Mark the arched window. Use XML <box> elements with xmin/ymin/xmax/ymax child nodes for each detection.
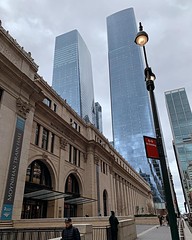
<box><xmin>65</xmin><ymin>174</ymin><xmax>79</xmax><ymax>195</ymax></box>
<box><xmin>25</xmin><ymin>160</ymin><xmax>52</xmax><ymax>188</ymax></box>
<box><xmin>64</xmin><ymin>174</ymin><xmax>80</xmax><ymax>217</ymax></box>
<box><xmin>103</xmin><ymin>190</ymin><xmax>108</xmax><ymax>216</ymax></box>
<box><xmin>22</xmin><ymin>160</ymin><xmax>52</xmax><ymax>219</ymax></box>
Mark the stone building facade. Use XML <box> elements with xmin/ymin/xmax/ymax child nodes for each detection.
<box><xmin>0</xmin><ymin>23</ymin><xmax>153</xmax><ymax>221</ymax></box>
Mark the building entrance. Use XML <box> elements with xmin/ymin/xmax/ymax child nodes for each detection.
<box><xmin>64</xmin><ymin>203</ymin><xmax>77</xmax><ymax>217</ymax></box>
<box><xmin>21</xmin><ymin>199</ymin><xmax>47</xmax><ymax>219</ymax></box>
<box><xmin>22</xmin><ymin>160</ymin><xmax>52</xmax><ymax>219</ymax></box>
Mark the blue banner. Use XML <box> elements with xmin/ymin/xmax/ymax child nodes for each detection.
<box><xmin>1</xmin><ymin>117</ymin><xmax>25</xmax><ymax>220</ymax></box>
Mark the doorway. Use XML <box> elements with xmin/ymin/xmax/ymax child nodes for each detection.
<box><xmin>22</xmin><ymin>160</ymin><xmax>52</xmax><ymax>219</ymax></box>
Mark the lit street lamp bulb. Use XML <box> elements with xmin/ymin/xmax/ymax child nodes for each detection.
<box><xmin>135</xmin><ymin>29</ymin><xmax>149</xmax><ymax>46</ymax></box>
<box><xmin>136</xmin><ymin>35</ymin><xmax>148</xmax><ymax>46</ymax></box>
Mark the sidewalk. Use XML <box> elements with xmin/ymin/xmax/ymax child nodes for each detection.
<box><xmin>183</xmin><ymin>220</ymin><xmax>192</xmax><ymax>240</ymax></box>
<box><xmin>136</xmin><ymin>225</ymin><xmax>171</xmax><ymax>240</ymax></box>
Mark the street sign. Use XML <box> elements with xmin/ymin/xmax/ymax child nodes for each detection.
<box><xmin>143</xmin><ymin>136</ymin><xmax>159</xmax><ymax>159</ymax></box>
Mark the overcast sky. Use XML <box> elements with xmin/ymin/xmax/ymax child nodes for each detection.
<box><xmin>1</xmin><ymin>0</ymin><xmax>192</xmax><ymax>213</ymax></box>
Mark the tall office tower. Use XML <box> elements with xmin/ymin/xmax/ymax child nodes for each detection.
<box><xmin>52</xmin><ymin>30</ymin><xmax>95</xmax><ymax>123</ymax></box>
<box><xmin>165</xmin><ymin>88</ymin><xmax>192</xmax><ymax>212</ymax></box>
<box><xmin>94</xmin><ymin>102</ymin><xmax>103</xmax><ymax>133</ymax></box>
<box><xmin>107</xmin><ymin>8</ymin><xmax>164</xmax><ymax>204</ymax></box>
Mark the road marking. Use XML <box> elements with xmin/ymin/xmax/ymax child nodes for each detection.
<box><xmin>137</xmin><ymin>225</ymin><xmax>158</xmax><ymax>237</ymax></box>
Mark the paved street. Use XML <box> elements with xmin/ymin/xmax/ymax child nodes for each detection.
<box><xmin>136</xmin><ymin>224</ymin><xmax>171</xmax><ymax>240</ymax></box>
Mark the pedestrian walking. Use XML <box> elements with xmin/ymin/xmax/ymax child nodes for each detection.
<box><xmin>61</xmin><ymin>218</ymin><xmax>81</xmax><ymax>240</ymax></box>
<box><xmin>109</xmin><ymin>211</ymin><xmax>119</xmax><ymax>240</ymax></box>
<box><xmin>158</xmin><ymin>215</ymin><xmax>163</xmax><ymax>226</ymax></box>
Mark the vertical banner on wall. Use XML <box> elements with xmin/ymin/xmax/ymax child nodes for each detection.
<box><xmin>1</xmin><ymin>116</ymin><xmax>25</xmax><ymax>220</ymax></box>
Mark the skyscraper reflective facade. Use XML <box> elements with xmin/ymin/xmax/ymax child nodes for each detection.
<box><xmin>52</xmin><ymin>30</ymin><xmax>95</xmax><ymax>123</ymax></box>
<box><xmin>165</xmin><ymin>88</ymin><xmax>192</xmax><ymax>211</ymax></box>
<box><xmin>94</xmin><ymin>102</ymin><xmax>103</xmax><ymax>133</ymax></box>
<box><xmin>107</xmin><ymin>8</ymin><xmax>164</xmax><ymax>203</ymax></box>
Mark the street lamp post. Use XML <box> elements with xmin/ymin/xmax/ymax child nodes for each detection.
<box><xmin>135</xmin><ymin>22</ymin><xmax>180</xmax><ymax>240</ymax></box>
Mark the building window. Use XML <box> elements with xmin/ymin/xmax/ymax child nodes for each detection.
<box><xmin>35</xmin><ymin>123</ymin><xmax>40</xmax><ymax>146</ymax></box>
<box><xmin>66</xmin><ymin>176</ymin><xmax>73</xmax><ymax>193</ymax></box>
<box><xmin>69</xmin><ymin>144</ymin><xmax>80</xmax><ymax>167</ymax></box>
<box><xmin>78</xmin><ymin>151</ymin><xmax>81</xmax><ymax>167</ymax></box>
<box><xmin>50</xmin><ymin>133</ymin><xmax>55</xmax><ymax>153</ymax></box>
<box><xmin>25</xmin><ymin>160</ymin><xmax>52</xmax><ymax>187</ymax></box>
<box><xmin>73</xmin><ymin>147</ymin><xmax>77</xmax><ymax>165</ymax></box>
<box><xmin>43</xmin><ymin>97</ymin><xmax>51</xmax><ymax>108</ymax></box>
<box><xmin>42</xmin><ymin>128</ymin><xmax>49</xmax><ymax>150</ymax></box>
<box><xmin>0</xmin><ymin>88</ymin><xmax>3</xmax><ymax>102</ymax></box>
<box><xmin>65</xmin><ymin>174</ymin><xmax>79</xmax><ymax>194</ymax></box>
<box><xmin>103</xmin><ymin>162</ymin><xmax>105</xmax><ymax>174</ymax></box>
<box><xmin>69</xmin><ymin>145</ymin><xmax>72</xmax><ymax>163</ymax></box>
<box><xmin>73</xmin><ymin>122</ymin><xmax>77</xmax><ymax>129</ymax></box>
<box><xmin>53</xmin><ymin>103</ymin><xmax>57</xmax><ymax>112</ymax></box>
<box><xmin>101</xmin><ymin>161</ymin><xmax>107</xmax><ymax>175</ymax></box>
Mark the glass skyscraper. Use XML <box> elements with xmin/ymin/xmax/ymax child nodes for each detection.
<box><xmin>52</xmin><ymin>30</ymin><xmax>95</xmax><ymax>123</ymax></box>
<box><xmin>107</xmin><ymin>8</ymin><xmax>164</xmax><ymax>203</ymax></box>
<box><xmin>165</xmin><ymin>88</ymin><xmax>192</xmax><ymax>212</ymax></box>
<box><xmin>94</xmin><ymin>102</ymin><xmax>103</xmax><ymax>133</ymax></box>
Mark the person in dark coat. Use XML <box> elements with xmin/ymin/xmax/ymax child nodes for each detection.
<box><xmin>158</xmin><ymin>215</ymin><xmax>163</xmax><ymax>226</ymax></box>
<box><xmin>109</xmin><ymin>211</ymin><xmax>119</xmax><ymax>240</ymax></box>
<box><xmin>61</xmin><ymin>218</ymin><xmax>81</xmax><ymax>240</ymax></box>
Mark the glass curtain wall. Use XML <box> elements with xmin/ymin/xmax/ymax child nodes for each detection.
<box><xmin>52</xmin><ymin>30</ymin><xmax>95</xmax><ymax>123</ymax></box>
<box><xmin>107</xmin><ymin>8</ymin><xmax>164</xmax><ymax>204</ymax></box>
<box><xmin>165</xmin><ymin>88</ymin><xmax>192</xmax><ymax>212</ymax></box>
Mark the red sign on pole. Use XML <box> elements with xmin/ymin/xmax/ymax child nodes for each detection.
<box><xmin>143</xmin><ymin>136</ymin><xmax>159</xmax><ymax>159</ymax></box>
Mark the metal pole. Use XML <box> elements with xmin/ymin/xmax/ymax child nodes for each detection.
<box><xmin>143</xmin><ymin>46</ymin><xmax>149</xmax><ymax>68</ymax></box>
<box><xmin>148</xmin><ymin>87</ymin><xmax>180</xmax><ymax>240</ymax></box>
<box><xmin>135</xmin><ymin>22</ymin><xmax>180</xmax><ymax>239</ymax></box>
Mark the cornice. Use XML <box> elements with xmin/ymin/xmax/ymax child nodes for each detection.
<box><xmin>0</xmin><ymin>21</ymin><xmax>38</xmax><ymax>71</ymax></box>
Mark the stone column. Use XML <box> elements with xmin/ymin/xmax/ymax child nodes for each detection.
<box><xmin>71</xmin><ymin>145</ymin><xmax>74</xmax><ymax>164</ymax></box>
<box><xmin>109</xmin><ymin>167</ymin><xmax>116</xmax><ymax>213</ymax></box>
<box><xmin>76</xmin><ymin>149</ymin><xmax>79</xmax><ymax>166</ymax></box>
<box><xmin>38</xmin><ymin>125</ymin><xmax>43</xmax><ymax>148</ymax></box>
<box><xmin>130</xmin><ymin>185</ymin><xmax>134</xmax><ymax>215</ymax></box>
<box><xmin>116</xmin><ymin>174</ymin><xmax>120</xmax><ymax>215</ymax></box>
<box><xmin>83</xmin><ymin>147</ymin><xmax>96</xmax><ymax>215</ymax></box>
<box><xmin>113</xmin><ymin>172</ymin><xmax>118</xmax><ymax>213</ymax></box>
<box><xmin>126</xmin><ymin>182</ymin><xmax>130</xmax><ymax>215</ymax></box>
<box><xmin>48</xmin><ymin>131</ymin><xmax>52</xmax><ymax>152</ymax></box>
<box><xmin>95</xmin><ymin>156</ymin><xmax>101</xmax><ymax>216</ymax></box>
<box><xmin>58</xmin><ymin>137</ymin><xmax>68</xmax><ymax>217</ymax></box>
<box><xmin>124</xmin><ymin>181</ymin><xmax>128</xmax><ymax>216</ymax></box>
<box><xmin>133</xmin><ymin>186</ymin><xmax>136</xmax><ymax>215</ymax></box>
<box><xmin>121</xmin><ymin>179</ymin><xmax>126</xmax><ymax>215</ymax></box>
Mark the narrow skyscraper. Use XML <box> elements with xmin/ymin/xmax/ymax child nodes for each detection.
<box><xmin>52</xmin><ymin>30</ymin><xmax>95</xmax><ymax>123</ymax></box>
<box><xmin>94</xmin><ymin>102</ymin><xmax>103</xmax><ymax>133</ymax></box>
<box><xmin>165</xmin><ymin>88</ymin><xmax>192</xmax><ymax>212</ymax></box>
<box><xmin>107</xmin><ymin>8</ymin><xmax>164</xmax><ymax>204</ymax></box>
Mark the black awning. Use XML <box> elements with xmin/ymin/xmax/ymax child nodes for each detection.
<box><xmin>24</xmin><ymin>189</ymin><xmax>97</xmax><ymax>204</ymax></box>
<box><xmin>64</xmin><ymin>196</ymin><xmax>97</xmax><ymax>205</ymax></box>
<box><xmin>24</xmin><ymin>189</ymin><xmax>71</xmax><ymax>201</ymax></box>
